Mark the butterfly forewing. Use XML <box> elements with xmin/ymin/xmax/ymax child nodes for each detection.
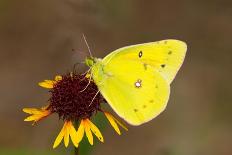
<box><xmin>103</xmin><ymin>39</ymin><xmax>187</xmax><ymax>84</ymax></box>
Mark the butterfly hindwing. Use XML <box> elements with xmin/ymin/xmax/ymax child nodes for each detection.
<box><xmin>94</xmin><ymin>60</ymin><xmax>170</xmax><ymax>125</ymax></box>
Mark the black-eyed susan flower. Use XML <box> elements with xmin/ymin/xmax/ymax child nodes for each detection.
<box><xmin>23</xmin><ymin>72</ymin><xmax>127</xmax><ymax>149</ymax></box>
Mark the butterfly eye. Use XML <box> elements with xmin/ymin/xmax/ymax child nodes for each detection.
<box><xmin>138</xmin><ymin>51</ymin><xmax>143</xmax><ymax>58</ymax></box>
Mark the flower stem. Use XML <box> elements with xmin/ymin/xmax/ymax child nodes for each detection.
<box><xmin>74</xmin><ymin>147</ymin><xmax>79</xmax><ymax>155</ymax></box>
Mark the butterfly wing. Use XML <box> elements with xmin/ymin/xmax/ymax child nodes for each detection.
<box><xmin>92</xmin><ymin>60</ymin><xmax>170</xmax><ymax>125</ymax></box>
<box><xmin>91</xmin><ymin>39</ymin><xmax>186</xmax><ymax>125</ymax></box>
<box><xmin>102</xmin><ymin>39</ymin><xmax>187</xmax><ymax>84</ymax></box>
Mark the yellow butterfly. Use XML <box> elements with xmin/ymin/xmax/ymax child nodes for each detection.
<box><xmin>85</xmin><ymin>40</ymin><xmax>187</xmax><ymax>125</ymax></box>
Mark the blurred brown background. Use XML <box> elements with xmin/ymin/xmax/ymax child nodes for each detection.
<box><xmin>0</xmin><ymin>0</ymin><xmax>231</xmax><ymax>155</ymax></box>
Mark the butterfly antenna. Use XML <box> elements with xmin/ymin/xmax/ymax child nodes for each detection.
<box><xmin>89</xmin><ymin>90</ymin><xmax>100</xmax><ymax>106</ymax></box>
<box><xmin>82</xmin><ymin>33</ymin><xmax>93</xmax><ymax>57</ymax></box>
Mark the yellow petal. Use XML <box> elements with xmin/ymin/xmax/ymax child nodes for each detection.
<box><xmin>23</xmin><ymin>108</ymin><xmax>42</xmax><ymax>114</ymax></box>
<box><xmin>76</xmin><ymin>120</ymin><xmax>85</xmax><ymax>143</ymax></box>
<box><xmin>68</xmin><ymin>121</ymin><xmax>79</xmax><ymax>148</ymax></box>
<box><xmin>104</xmin><ymin>112</ymin><xmax>121</xmax><ymax>135</ymax></box>
<box><xmin>113</xmin><ymin>116</ymin><xmax>128</xmax><ymax>131</ymax></box>
<box><xmin>53</xmin><ymin>124</ymin><xmax>65</xmax><ymax>149</ymax></box>
<box><xmin>87</xmin><ymin>119</ymin><xmax>104</xmax><ymax>142</ymax></box>
<box><xmin>38</xmin><ymin>80</ymin><xmax>55</xmax><ymax>89</ymax></box>
<box><xmin>63</xmin><ymin>122</ymin><xmax>70</xmax><ymax>147</ymax></box>
<box><xmin>55</xmin><ymin>75</ymin><xmax>62</xmax><ymax>81</ymax></box>
<box><xmin>23</xmin><ymin>105</ymin><xmax>49</xmax><ymax>114</ymax></box>
<box><xmin>105</xmin><ymin>112</ymin><xmax>128</xmax><ymax>135</ymax></box>
<box><xmin>23</xmin><ymin>107</ymin><xmax>51</xmax><ymax>124</ymax></box>
<box><xmin>83</xmin><ymin>119</ymin><xmax>93</xmax><ymax>145</ymax></box>
<box><xmin>24</xmin><ymin>115</ymin><xmax>40</xmax><ymax>122</ymax></box>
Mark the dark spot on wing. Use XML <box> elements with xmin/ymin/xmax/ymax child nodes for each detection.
<box><xmin>149</xmin><ymin>100</ymin><xmax>154</xmax><ymax>103</ymax></box>
<box><xmin>155</xmin><ymin>85</ymin><xmax>158</xmax><ymax>88</ymax></box>
<box><xmin>161</xmin><ymin>64</ymin><xmax>166</xmax><ymax>68</ymax></box>
<box><xmin>139</xmin><ymin>51</ymin><xmax>143</xmax><ymax>58</ymax></box>
<box><xmin>168</xmin><ymin>51</ymin><xmax>172</xmax><ymax>55</ymax></box>
<box><xmin>164</xmin><ymin>41</ymin><xmax>168</xmax><ymax>44</ymax></box>
<box><xmin>143</xmin><ymin>105</ymin><xmax>147</xmax><ymax>108</ymax></box>
<box><xmin>134</xmin><ymin>109</ymin><xmax>138</xmax><ymax>112</ymax></box>
<box><xmin>143</xmin><ymin>63</ymin><xmax>148</xmax><ymax>70</ymax></box>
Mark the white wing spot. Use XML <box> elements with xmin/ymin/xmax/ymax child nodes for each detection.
<box><xmin>135</xmin><ymin>79</ymin><xmax>142</xmax><ymax>88</ymax></box>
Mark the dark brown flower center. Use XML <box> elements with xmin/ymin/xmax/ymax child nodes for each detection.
<box><xmin>48</xmin><ymin>72</ymin><xmax>103</xmax><ymax>121</ymax></box>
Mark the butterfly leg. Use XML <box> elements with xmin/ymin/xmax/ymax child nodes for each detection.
<box><xmin>89</xmin><ymin>90</ymin><xmax>100</xmax><ymax>106</ymax></box>
<box><xmin>79</xmin><ymin>71</ymin><xmax>92</xmax><ymax>92</ymax></box>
